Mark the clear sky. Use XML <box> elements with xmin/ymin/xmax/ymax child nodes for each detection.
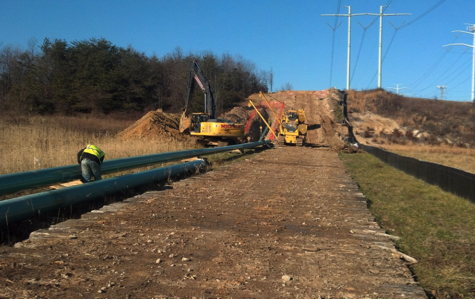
<box><xmin>1</xmin><ymin>0</ymin><xmax>474</xmax><ymax>101</ymax></box>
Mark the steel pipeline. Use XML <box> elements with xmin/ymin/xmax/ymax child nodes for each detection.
<box><xmin>0</xmin><ymin>140</ymin><xmax>271</xmax><ymax>196</ymax></box>
<box><xmin>0</xmin><ymin>159</ymin><xmax>206</xmax><ymax>226</ymax></box>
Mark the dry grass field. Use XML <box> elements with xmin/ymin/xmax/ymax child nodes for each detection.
<box><xmin>0</xmin><ymin>113</ymin><xmax>195</xmax><ymax>176</ymax></box>
<box><xmin>379</xmin><ymin>144</ymin><xmax>475</xmax><ymax>174</ymax></box>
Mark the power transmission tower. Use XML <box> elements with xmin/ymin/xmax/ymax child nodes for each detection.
<box><xmin>437</xmin><ymin>85</ymin><xmax>447</xmax><ymax>100</ymax></box>
<box><xmin>363</xmin><ymin>6</ymin><xmax>411</xmax><ymax>88</ymax></box>
<box><xmin>322</xmin><ymin>6</ymin><xmax>410</xmax><ymax>90</ymax></box>
<box><xmin>388</xmin><ymin>83</ymin><xmax>408</xmax><ymax>94</ymax></box>
<box><xmin>443</xmin><ymin>24</ymin><xmax>475</xmax><ymax>103</ymax></box>
<box><xmin>322</xmin><ymin>6</ymin><xmax>365</xmax><ymax>91</ymax></box>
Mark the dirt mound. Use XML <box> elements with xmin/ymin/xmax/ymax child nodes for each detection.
<box><xmin>220</xmin><ymin>106</ymin><xmax>251</xmax><ymax>124</ymax></box>
<box><xmin>116</xmin><ymin>109</ymin><xmax>186</xmax><ymax>141</ymax></box>
<box><xmin>246</xmin><ymin>90</ymin><xmax>348</xmax><ymax>149</ymax></box>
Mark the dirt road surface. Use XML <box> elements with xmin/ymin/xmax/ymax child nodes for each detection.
<box><xmin>0</xmin><ymin>146</ymin><xmax>426</xmax><ymax>298</ymax></box>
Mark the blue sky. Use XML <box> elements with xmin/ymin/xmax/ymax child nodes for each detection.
<box><xmin>1</xmin><ymin>0</ymin><xmax>474</xmax><ymax>101</ymax></box>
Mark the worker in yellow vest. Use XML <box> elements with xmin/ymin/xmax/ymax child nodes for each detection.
<box><xmin>77</xmin><ymin>144</ymin><xmax>106</xmax><ymax>183</ymax></box>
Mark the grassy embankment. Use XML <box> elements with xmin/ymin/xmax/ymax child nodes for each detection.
<box><xmin>340</xmin><ymin>151</ymin><xmax>475</xmax><ymax>299</ymax></box>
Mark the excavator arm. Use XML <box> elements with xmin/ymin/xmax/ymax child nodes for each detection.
<box><xmin>179</xmin><ymin>60</ymin><xmax>217</xmax><ymax>133</ymax></box>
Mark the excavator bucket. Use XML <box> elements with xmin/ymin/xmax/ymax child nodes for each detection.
<box><xmin>179</xmin><ymin>112</ymin><xmax>191</xmax><ymax>133</ymax></box>
<box><xmin>298</xmin><ymin>124</ymin><xmax>308</xmax><ymax>135</ymax></box>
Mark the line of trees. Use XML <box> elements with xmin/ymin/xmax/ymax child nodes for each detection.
<box><xmin>0</xmin><ymin>38</ymin><xmax>270</xmax><ymax>115</ymax></box>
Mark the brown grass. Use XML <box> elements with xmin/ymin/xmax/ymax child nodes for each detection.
<box><xmin>380</xmin><ymin>144</ymin><xmax>475</xmax><ymax>174</ymax></box>
<box><xmin>0</xmin><ymin>114</ymin><xmax>195</xmax><ymax>175</ymax></box>
<box><xmin>347</xmin><ymin>89</ymin><xmax>475</xmax><ymax>148</ymax></box>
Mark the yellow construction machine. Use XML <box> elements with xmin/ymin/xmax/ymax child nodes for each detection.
<box><xmin>279</xmin><ymin>109</ymin><xmax>307</xmax><ymax>146</ymax></box>
<box><xmin>179</xmin><ymin>60</ymin><xmax>245</xmax><ymax>146</ymax></box>
<box><xmin>248</xmin><ymin>92</ymin><xmax>307</xmax><ymax>146</ymax></box>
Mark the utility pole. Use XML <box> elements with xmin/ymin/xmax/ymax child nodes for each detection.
<box><xmin>388</xmin><ymin>84</ymin><xmax>408</xmax><ymax>94</ymax></box>
<box><xmin>443</xmin><ymin>24</ymin><xmax>475</xmax><ymax>103</ymax></box>
<box><xmin>363</xmin><ymin>6</ymin><xmax>411</xmax><ymax>88</ymax></box>
<box><xmin>323</xmin><ymin>6</ymin><xmax>364</xmax><ymax>90</ymax></box>
<box><xmin>437</xmin><ymin>85</ymin><xmax>447</xmax><ymax>100</ymax></box>
<box><xmin>322</xmin><ymin>6</ymin><xmax>410</xmax><ymax>90</ymax></box>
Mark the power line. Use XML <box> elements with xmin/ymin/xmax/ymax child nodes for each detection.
<box><xmin>443</xmin><ymin>24</ymin><xmax>475</xmax><ymax>102</ymax></box>
<box><xmin>351</xmin><ymin>21</ymin><xmax>372</xmax><ymax>84</ymax></box>
<box><xmin>323</xmin><ymin>6</ymin><xmax>357</xmax><ymax>90</ymax></box>
<box><xmin>365</xmin><ymin>6</ymin><xmax>411</xmax><ymax>88</ymax></box>
<box><xmin>440</xmin><ymin>52</ymin><xmax>471</xmax><ymax>83</ymax></box>
<box><xmin>409</xmin><ymin>35</ymin><xmax>462</xmax><ymax>93</ymax></box>
<box><xmin>366</xmin><ymin>24</ymin><xmax>402</xmax><ymax>89</ymax></box>
<box><xmin>400</xmin><ymin>0</ymin><xmax>447</xmax><ymax>29</ymax></box>
<box><xmin>327</xmin><ymin>0</ymin><xmax>341</xmax><ymax>88</ymax></box>
<box><xmin>412</xmin><ymin>47</ymin><xmax>470</xmax><ymax>94</ymax></box>
<box><xmin>322</xmin><ymin>5</ymin><xmax>410</xmax><ymax>90</ymax></box>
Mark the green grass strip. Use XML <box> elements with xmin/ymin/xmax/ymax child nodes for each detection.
<box><xmin>340</xmin><ymin>152</ymin><xmax>475</xmax><ymax>299</ymax></box>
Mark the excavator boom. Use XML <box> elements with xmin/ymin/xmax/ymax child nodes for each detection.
<box><xmin>184</xmin><ymin>60</ymin><xmax>217</xmax><ymax>119</ymax></box>
<box><xmin>179</xmin><ymin>60</ymin><xmax>244</xmax><ymax>146</ymax></box>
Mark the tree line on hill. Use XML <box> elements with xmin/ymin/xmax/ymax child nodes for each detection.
<box><xmin>0</xmin><ymin>38</ymin><xmax>270</xmax><ymax>116</ymax></box>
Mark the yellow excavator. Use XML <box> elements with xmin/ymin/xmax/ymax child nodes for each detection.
<box><xmin>179</xmin><ymin>60</ymin><xmax>245</xmax><ymax>146</ymax></box>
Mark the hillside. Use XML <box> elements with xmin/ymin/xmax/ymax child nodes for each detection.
<box><xmin>347</xmin><ymin>89</ymin><xmax>475</xmax><ymax>148</ymax></box>
<box><xmin>115</xmin><ymin>88</ymin><xmax>475</xmax><ymax>151</ymax></box>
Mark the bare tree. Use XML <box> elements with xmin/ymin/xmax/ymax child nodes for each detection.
<box><xmin>280</xmin><ymin>82</ymin><xmax>293</xmax><ymax>91</ymax></box>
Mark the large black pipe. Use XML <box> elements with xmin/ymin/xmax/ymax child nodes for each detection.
<box><xmin>0</xmin><ymin>140</ymin><xmax>270</xmax><ymax>196</ymax></box>
<box><xmin>0</xmin><ymin>159</ymin><xmax>206</xmax><ymax>226</ymax></box>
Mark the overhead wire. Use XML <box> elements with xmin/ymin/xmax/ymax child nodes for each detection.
<box><xmin>417</xmin><ymin>60</ymin><xmax>470</xmax><ymax>95</ymax></box>
<box><xmin>400</xmin><ymin>0</ymin><xmax>447</xmax><ymax>29</ymax></box>
<box><xmin>449</xmin><ymin>75</ymin><xmax>471</xmax><ymax>92</ymax></box>
<box><xmin>418</xmin><ymin>63</ymin><xmax>471</xmax><ymax>99</ymax></box>
<box><xmin>429</xmin><ymin>48</ymin><xmax>470</xmax><ymax>86</ymax></box>
<box><xmin>351</xmin><ymin>20</ymin><xmax>378</xmax><ymax>85</ymax></box>
<box><xmin>442</xmin><ymin>58</ymin><xmax>472</xmax><ymax>86</ymax></box>
<box><xmin>326</xmin><ymin>0</ymin><xmax>451</xmax><ymax>93</ymax></box>
<box><xmin>365</xmin><ymin>26</ymin><xmax>401</xmax><ymax>89</ymax></box>
<box><xmin>358</xmin><ymin>0</ymin><xmax>449</xmax><ymax>90</ymax></box>
<box><xmin>411</xmin><ymin>35</ymin><xmax>466</xmax><ymax>94</ymax></box>
<box><xmin>398</xmin><ymin>0</ymin><xmax>465</xmax><ymax>97</ymax></box>
<box><xmin>354</xmin><ymin>0</ymin><xmax>395</xmax><ymax>89</ymax></box>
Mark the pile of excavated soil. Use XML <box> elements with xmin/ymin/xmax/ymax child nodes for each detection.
<box><xmin>116</xmin><ymin>109</ymin><xmax>187</xmax><ymax>141</ymax></box>
<box><xmin>220</xmin><ymin>106</ymin><xmax>251</xmax><ymax>124</ymax></box>
<box><xmin>246</xmin><ymin>90</ymin><xmax>349</xmax><ymax>149</ymax></box>
<box><xmin>117</xmin><ymin>107</ymin><xmax>263</xmax><ymax>143</ymax></box>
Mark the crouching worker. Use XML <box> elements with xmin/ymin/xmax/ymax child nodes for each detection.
<box><xmin>77</xmin><ymin>144</ymin><xmax>106</xmax><ymax>183</ymax></box>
